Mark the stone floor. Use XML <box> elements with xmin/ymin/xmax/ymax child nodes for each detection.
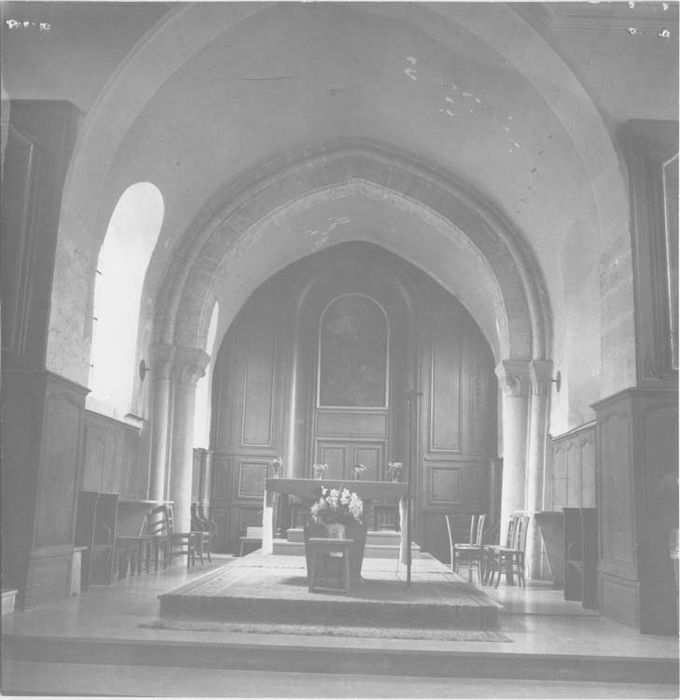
<box><xmin>2</xmin><ymin>551</ymin><xmax>678</xmax><ymax>697</ymax></box>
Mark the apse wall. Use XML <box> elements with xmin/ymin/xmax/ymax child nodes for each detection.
<box><xmin>210</xmin><ymin>242</ymin><xmax>498</xmax><ymax>561</ymax></box>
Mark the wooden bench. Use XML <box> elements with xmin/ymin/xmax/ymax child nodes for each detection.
<box><xmin>239</xmin><ymin>526</ymin><xmax>263</xmax><ymax>556</ymax></box>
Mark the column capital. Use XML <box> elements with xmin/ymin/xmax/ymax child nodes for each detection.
<box><xmin>152</xmin><ymin>344</ymin><xmax>177</xmax><ymax>380</ymax></box>
<box><xmin>174</xmin><ymin>346</ymin><xmax>211</xmax><ymax>385</ymax></box>
<box><xmin>495</xmin><ymin>359</ymin><xmax>531</xmax><ymax>396</ymax></box>
<box><xmin>529</xmin><ymin>360</ymin><xmax>553</xmax><ymax>396</ymax></box>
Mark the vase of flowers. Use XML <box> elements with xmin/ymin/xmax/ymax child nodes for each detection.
<box><xmin>269</xmin><ymin>456</ymin><xmax>283</xmax><ymax>479</ymax></box>
<box><xmin>386</xmin><ymin>462</ymin><xmax>403</xmax><ymax>483</ymax></box>
<box><xmin>352</xmin><ymin>463</ymin><xmax>366</xmax><ymax>481</ymax></box>
<box><xmin>312</xmin><ymin>463</ymin><xmax>328</xmax><ymax>480</ymax></box>
<box><xmin>310</xmin><ymin>486</ymin><xmax>363</xmax><ymax>539</ymax></box>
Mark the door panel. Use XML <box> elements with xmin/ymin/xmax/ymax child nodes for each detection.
<box><xmin>315</xmin><ymin>443</ymin><xmax>347</xmax><ymax>480</ymax></box>
<box><xmin>314</xmin><ymin>440</ymin><xmax>384</xmax><ymax>482</ymax></box>
<box><xmin>352</xmin><ymin>444</ymin><xmax>383</xmax><ymax>482</ymax></box>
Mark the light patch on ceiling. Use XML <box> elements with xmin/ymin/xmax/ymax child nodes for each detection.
<box><xmin>404</xmin><ymin>55</ymin><xmax>418</xmax><ymax>81</ymax></box>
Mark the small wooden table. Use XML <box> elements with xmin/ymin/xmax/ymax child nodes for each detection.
<box><xmin>307</xmin><ymin>538</ymin><xmax>354</xmax><ymax>593</ymax></box>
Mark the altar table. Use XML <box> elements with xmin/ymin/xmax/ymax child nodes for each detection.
<box><xmin>263</xmin><ymin>478</ymin><xmax>410</xmax><ymax>566</ymax></box>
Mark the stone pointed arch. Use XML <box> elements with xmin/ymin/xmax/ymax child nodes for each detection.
<box><xmin>155</xmin><ymin>141</ymin><xmax>551</xmax><ymax>364</ymax></box>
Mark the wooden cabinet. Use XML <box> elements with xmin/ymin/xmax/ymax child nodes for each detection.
<box><xmin>563</xmin><ymin>507</ymin><xmax>598</xmax><ymax>609</ymax></box>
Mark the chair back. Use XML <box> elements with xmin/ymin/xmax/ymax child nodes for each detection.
<box><xmin>513</xmin><ymin>515</ymin><xmax>529</xmax><ymax>552</ymax></box>
<box><xmin>504</xmin><ymin>515</ymin><xmax>518</xmax><ymax>547</ymax></box>
<box><xmin>474</xmin><ymin>513</ymin><xmax>487</xmax><ymax>546</ymax></box>
<box><xmin>467</xmin><ymin>514</ymin><xmax>477</xmax><ymax>545</ymax></box>
<box><xmin>148</xmin><ymin>504</ymin><xmax>172</xmax><ymax>537</ymax></box>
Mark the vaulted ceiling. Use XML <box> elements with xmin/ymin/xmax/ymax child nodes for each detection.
<box><xmin>2</xmin><ymin>1</ymin><xmax>677</xmax><ymax>430</ymax></box>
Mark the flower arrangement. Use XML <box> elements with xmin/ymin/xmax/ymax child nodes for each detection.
<box><xmin>269</xmin><ymin>456</ymin><xmax>283</xmax><ymax>478</ymax></box>
<box><xmin>352</xmin><ymin>463</ymin><xmax>366</xmax><ymax>480</ymax></box>
<box><xmin>312</xmin><ymin>463</ymin><xmax>328</xmax><ymax>480</ymax></box>
<box><xmin>310</xmin><ymin>486</ymin><xmax>363</xmax><ymax>526</ymax></box>
<box><xmin>386</xmin><ymin>462</ymin><xmax>404</xmax><ymax>482</ymax></box>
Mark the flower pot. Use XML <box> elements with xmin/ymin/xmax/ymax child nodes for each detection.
<box><xmin>325</xmin><ymin>522</ymin><xmax>346</xmax><ymax>540</ymax></box>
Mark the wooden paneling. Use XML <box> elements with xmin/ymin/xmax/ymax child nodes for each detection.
<box><xmin>623</xmin><ymin>121</ymin><xmax>679</xmax><ymax>382</ymax></box>
<box><xmin>598</xmin><ymin>411</ymin><xmax>635</xmax><ymax>570</ymax></box>
<box><xmin>2</xmin><ymin>371</ymin><xmax>87</xmax><ymax>608</ymax></box>
<box><xmin>429</xmin><ymin>467</ymin><xmax>461</xmax><ymax>504</ymax></box>
<box><xmin>549</xmin><ymin>423</ymin><xmax>596</xmax><ymax>511</ymax></box>
<box><xmin>594</xmin><ymin>388</ymin><xmax>678</xmax><ymax>635</ymax></box>
<box><xmin>211</xmin><ymin>455</ymin><xmax>230</xmax><ymax>500</ymax></box>
<box><xmin>0</xmin><ymin>101</ymin><xmax>80</xmax><ymax>370</ymax></box>
<box><xmin>352</xmin><ymin>444</ymin><xmax>382</xmax><ymax>482</ymax></box>
<box><xmin>210</xmin><ymin>244</ymin><xmax>497</xmax><ymax>557</ymax></box>
<box><xmin>313</xmin><ymin>441</ymin><xmax>385</xmax><ymax>482</ymax></box>
<box><xmin>316</xmin><ymin>410</ymin><xmax>387</xmax><ymax>437</ymax></box>
<box><xmin>241</xmin><ymin>326</ymin><xmax>276</xmax><ymax>447</ymax></box>
<box><xmin>34</xmin><ymin>393</ymin><xmax>82</xmax><ymax>548</ymax></box>
<box><xmin>237</xmin><ymin>460</ymin><xmax>269</xmax><ymax>498</ymax></box>
<box><xmin>315</xmin><ymin>443</ymin><xmax>347</xmax><ymax>480</ymax></box>
<box><xmin>82</xmin><ymin>411</ymin><xmax>144</xmax><ymax>501</ymax></box>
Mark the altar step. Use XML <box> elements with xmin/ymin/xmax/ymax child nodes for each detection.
<box><xmin>272</xmin><ymin>528</ymin><xmax>423</xmax><ymax>559</ymax></box>
<box><xmin>157</xmin><ymin>553</ymin><xmax>498</xmax><ymax>630</ymax></box>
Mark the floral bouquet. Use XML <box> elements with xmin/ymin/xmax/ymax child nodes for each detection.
<box><xmin>352</xmin><ymin>463</ymin><xmax>367</xmax><ymax>480</ymax></box>
<box><xmin>310</xmin><ymin>486</ymin><xmax>363</xmax><ymax>527</ymax></box>
<box><xmin>312</xmin><ymin>463</ymin><xmax>328</xmax><ymax>480</ymax></box>
<box><xmin>269</xmin><ymin>456</ymin><xmax>283</xmax><ymax>478</ymax></box>
<box><xmin>386</xmin><ymin>462</ymin><xmax>404</xmax><ymax>482</ymax></box>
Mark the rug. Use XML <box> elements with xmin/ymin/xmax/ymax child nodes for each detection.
<box><xmin>141</xmin><ymin>618</ymin><xmax>511</xmax><ymax>642</ymax></box>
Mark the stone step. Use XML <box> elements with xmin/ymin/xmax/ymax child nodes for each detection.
<box><xmin>286</xmin><ymin>528</ymin><xmax>402</xmax><ymax>546</ymax></box>
<box><xmin>272</xmin><ymin>539</ymin><xmax>423</xmax><ymax>558</ymax></box>
<box><xmin>6</xmin><ymin>633</ymin><xmax>676</xmax><ymax>685</ymax></box>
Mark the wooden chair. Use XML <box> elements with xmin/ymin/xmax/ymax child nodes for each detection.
<box><xmin>115</xmin><ymin>509</ymin><xmax>154</xmax><ymax>579</ymax></box>
<box><xmin>486</xmin><ymin>515</ymin><xmax>529</xmax><ymax>588</ymax></box>
<box><xmin>483</xmin><ymin>515</ymin><xmax>518</xmax><ymax>585</ymax></box>
<box><xmin>147</xmin><ymin>504</ymin><xmax>173</xmax><ymax>570</ymax></box>
<box><xmin>446</xmin><ymin>513</ymin><xmax>486</xmax><ymax>582</ymax></box>
<box><xmin>191</xmin><ymin>503</ymin><xmax>214</xmax><ymax>564</ymax></box>
<box><xmin>160</xmin><ymin>505</ymin><xmax>200</xmax><ymax>569</ymax></box>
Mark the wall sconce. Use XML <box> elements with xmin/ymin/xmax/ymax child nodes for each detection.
<box><xmin>139</xmin><ymin>359</ymin><xmax>151</xmax><ymax>381</ymax></box>
<box><xmin>551</xmin><ymin>370</ymin><xmax>561</xmax><ymax>393</ymax></box>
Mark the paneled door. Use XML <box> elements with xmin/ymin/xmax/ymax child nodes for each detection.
<box><xmin>314</xmin><ymin>440</ymin><xmax>385</xmax><ymax>482</ymax></box>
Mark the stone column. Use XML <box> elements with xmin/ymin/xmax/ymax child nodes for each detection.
<box><xmin>525</xmin><ymin>360</ymin><xmax>553</xmax><ymax>579</ymax></box>
<box><xmin>149</xmin><ymin>344</ymin><xmax>176</xmax><ymax>502</ymax></box>
<box><xmin>168</xmin><ymin>347</ymin><xmax>210</xmax><ymax>536</ymax></box>
<box><xmin>495</xmin><ymin>360</ymin><xmax>531</xmax><ymax>543</ymax></box>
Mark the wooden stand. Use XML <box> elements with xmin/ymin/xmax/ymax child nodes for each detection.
<box><xmin>307</xmin><ymin>538</ymin><xmax>354</xmax><ymax>593</ymax></box>
<box><xmin>563</xmin><ymin>507</ymin><xmax>598</xmax><ymax>609</ymax></box>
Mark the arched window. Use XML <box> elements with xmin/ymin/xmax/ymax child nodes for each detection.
<box><xmin>318</xmin><ymin>294</ymin><xmax>389</xmax><ymax>408</ymax></box>
<box><xmin>89</xmin><ymin>182</ymin><xmax>164</xmax><ymax>414</ymax></box>
<box><xmin>194</xmin><ymin>302</ymin><xmax>220</xmax><ymax>448</ymax></box>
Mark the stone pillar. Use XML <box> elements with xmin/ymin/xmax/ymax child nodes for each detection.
<box><xmin>495</xmin><ymin>360</ymin><xmax>531</xmax><ymax>543</ymax></box>
<box><xmin>169</xmin><ymin>347</ymin><xmax>210</xmax><ymax>535</ymax></box>
<box><xmin>525</xmin><ymin>360</ymin><xmax>553</xmax><ymax>579</ymax></box>
<box><xmin>149</xmin><ymin>344</ymin><xmax>176</xmax><ymax>502</ymax></box>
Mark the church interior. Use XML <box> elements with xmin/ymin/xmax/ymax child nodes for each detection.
<box><xmin>1</xmin><ymin>1</ymin><xmax>678</xmax><ymax>697</ymax></box>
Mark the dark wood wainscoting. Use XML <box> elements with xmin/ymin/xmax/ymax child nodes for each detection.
<box><xmin>594</xmin><ymin>387</ymin><xmax>678</xmax><ymax>635</ymax></box>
